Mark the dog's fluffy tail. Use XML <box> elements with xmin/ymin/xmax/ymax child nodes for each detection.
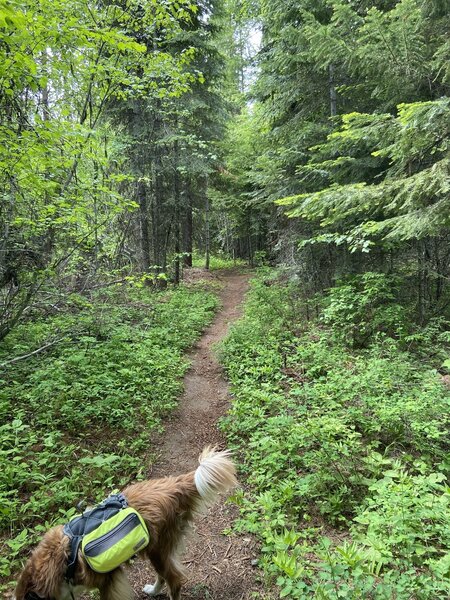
<box><xmin>194</xmin><ymin>446</ymin><xmax>237</xmax><ymax>505</ymax></box>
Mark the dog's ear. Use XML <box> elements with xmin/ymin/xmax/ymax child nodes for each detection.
<box><xmin>34</xmin><ymin>526</ymin><xmax>69</xmax><ymax>598</ymax></box>
<box><xmin>15</xmin><ymin>559</ymin><xmax>34</xmax><ymax>600</ymax></box>
<box><xmin>16</xmin><ymin>526</ymin><xmax>69</xmax><ymax>600</ymax></box>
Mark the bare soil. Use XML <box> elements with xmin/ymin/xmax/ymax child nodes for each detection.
<box><xmin>129</xmin><ymin>269</ymin><xmax>266</xmax><ymax>600</ymax></box>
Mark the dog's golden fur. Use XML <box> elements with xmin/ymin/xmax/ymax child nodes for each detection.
<box><xmin>15</xmin><ymin>447</ymin><xmax>237</xmax><ymax>600</ymax></box>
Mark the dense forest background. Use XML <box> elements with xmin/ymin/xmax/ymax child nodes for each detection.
<box><xmin>2</xmin><ymin>0</ymin><xmax>449</xmax><ymax>339</ymax></box>
<box><xmin>1</xmin><ymin>0</ymin><xmax>450</xmax><ymax>597</ymax></box>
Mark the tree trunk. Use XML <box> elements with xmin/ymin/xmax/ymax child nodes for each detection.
<box><xmin>137</xmin><ymin>179</ymin><xmax>151</xmax><ymax>274</ymax></box>
<box><xmin>151</xmin><ymin>131</ymin><xmax>163</xmax><ymax>271</ymax></box>
<box><xmin>183</xmin><ymin>179</ymin><xmax>193</xmax><ymax>267</ymax></box>
<box><xmin>205</xmin><ymin>180</ymin><xmax>210</xmax><ymax>271</ymax></box>
<box><xmin>329</xmin><ymin>63</ymin><xmax>337</xmax><ymax>117</ymax></box>
<box><xmin>173</xmin><ymin>137</ymin><xmax>181</xmax><ymax>284</ymax></box>
<box><xmin>247</xmin><ymin>209</ymin><xmax>253</xmax><ymax>266</ymax></box>
<box><xmin>417</xmin><ymin>241</ymin><xmax>425</xmax><ymax>324</ymax></box>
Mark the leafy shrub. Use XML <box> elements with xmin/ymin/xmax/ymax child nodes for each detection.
<box><xmin>322</xmin><ymin>272</ymin><xmax>409</xmax><ymax>347</ymax></box>
<box><xmin>220</xmin><ymin>270</ymin><xmax>450</xmax><ymax>598</ymax></box>
<box><xmin>355</xmin><ymin>469</ymin><xmax>450</xmax><ymax>567</ymax></box>
<box><xmin>308</xmin><ymin>470</ymin><xmax>450</xmax><ymax>599</ymax></box>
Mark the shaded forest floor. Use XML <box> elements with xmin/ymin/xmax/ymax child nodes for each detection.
<box><xmin>129</xmin><ymin>269</ymin><xmax>265</xmax><ymax>600</ymax></box>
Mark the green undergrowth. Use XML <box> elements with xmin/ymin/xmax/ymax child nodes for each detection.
<box><xmin>191</xmin><ymin>251</ymin><xmax>247</xmax><ymax>271</ymax></box>
<box><xmin>0</xmin><ymin>280</ymin><xmax>219</xmax><ymax>586</ymax></box>
<box><xmin>220</xmin><ymin>270</ymin><xmax>450</xmax><ymax>599</ymax></box>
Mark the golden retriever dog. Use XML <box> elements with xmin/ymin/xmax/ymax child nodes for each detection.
<box><xmin>15</xmin><ymin>447</ymin><xmax>237</xmax><ymax>600</ymax></box>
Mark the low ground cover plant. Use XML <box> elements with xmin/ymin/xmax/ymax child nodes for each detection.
<box><xmin>220</xmin><ymin>270</ymin><xmax>450</xmax><ymax>598</ymax></box>
<box><xmin>0</xmin><ymin>280</ymin><xmax>218</xmax><ymax>585</ymax></box>
<box><xmin>192</xmin><ymin>252</ymin><xmax>247</xmax><ymax>271</ymax></box>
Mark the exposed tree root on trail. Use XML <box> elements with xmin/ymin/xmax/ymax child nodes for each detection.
<box><xmin>130</xmin><ymin>270</ymin><xmax>264</xmax><ymax>600</ymax></box>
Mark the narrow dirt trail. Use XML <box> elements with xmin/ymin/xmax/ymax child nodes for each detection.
<box><xmin>131</xmin><ymin>270</ymin><xmax>263</xmax><ymax>600</ymax></box>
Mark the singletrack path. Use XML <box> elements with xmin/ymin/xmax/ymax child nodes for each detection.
<box><xmin>131</xmin><ymin>270</ymin><xmax>263</xmax><ymax>600</ymax></box>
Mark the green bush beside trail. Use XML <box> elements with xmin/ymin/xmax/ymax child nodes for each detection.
<box><xmin>220</xmin><ymin>270</ymin><xmax>450</xmax><ymax>599</ymax></box>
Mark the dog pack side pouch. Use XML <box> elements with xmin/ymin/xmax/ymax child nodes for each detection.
<box><xmin>81</xmin><ymin>507</ymin><xmax>150</xmax><ymax>573</ymax></box>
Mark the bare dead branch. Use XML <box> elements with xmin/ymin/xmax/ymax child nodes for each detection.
<box><xmin>0</xmin><ymin>336</ymin><xmax>66</xmax><ymax>369</ymax></box>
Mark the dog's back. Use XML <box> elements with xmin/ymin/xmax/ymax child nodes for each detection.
<box><xmin>122</xmin><ymin>447</ymin><xmax>237</xmax><ymax>541</ymax></box>
<box><xmin>123</xmin><ymin>447</ymin><xmax>237</xmax><ymax>600</ymax></box>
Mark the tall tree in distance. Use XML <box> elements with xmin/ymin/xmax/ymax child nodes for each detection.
<box><xmin>220</xmin><ymin>0</ymin><xmax>450</xmax><ymax>311</ymax></box>
<box><xmin>104</xmin><ymin>0</ymin><xmax>234</xmax><ymax>280</ymax></box>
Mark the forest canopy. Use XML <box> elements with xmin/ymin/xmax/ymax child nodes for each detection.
<box><xmin>3</xmin><ymin>0</ymin><xmax>449</xmax><ymax>337</ymax></box>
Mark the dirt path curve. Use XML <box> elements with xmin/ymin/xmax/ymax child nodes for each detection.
<box><xmin>131</xmin><ymin>270</ymin><xmax>263</xmax><ymax>600</ymax></box>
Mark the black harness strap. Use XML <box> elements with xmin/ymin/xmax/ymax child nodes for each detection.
<box><xmin>63</xmin><ymin>529</ymin><xmax>83</xmax><ymax>582</ymax></box>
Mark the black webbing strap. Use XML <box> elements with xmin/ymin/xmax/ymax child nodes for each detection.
<box><xmin>63</xmin><ymin>529</ymin><xmax>83</xmax><ymax>582</ymax></box>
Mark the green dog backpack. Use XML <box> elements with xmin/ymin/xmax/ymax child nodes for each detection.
<box><xmin>81</xmin><ymin>506</ymin><xmax>150</xmax><ymax>573</ymax></box>
<box><xmin>63</xmin><ymin>493</ymin><xmax>150</xmax><ymax>578</ymax></box>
